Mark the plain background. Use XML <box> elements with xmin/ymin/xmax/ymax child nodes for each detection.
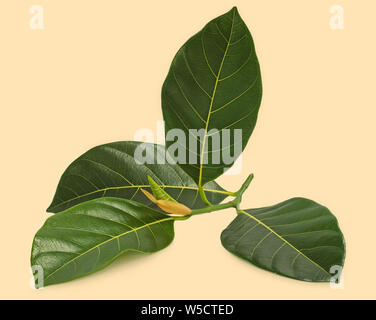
<box><xmin>1</xmin><ymin>0</ymin><xmax>375</xmax><ymax>299</ymax></box>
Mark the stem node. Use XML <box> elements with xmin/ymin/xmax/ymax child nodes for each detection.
<box><xmin>190</xmin><ymin>173</ymin><xmax>254</xmax><ymax>216</ymax></box>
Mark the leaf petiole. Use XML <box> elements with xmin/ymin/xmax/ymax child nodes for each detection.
<box><xmin>198</xmin><ymin>186</ymin><xmax>212</xmax><ymax>206</ymax></box>
<box><xmin>231</xmin><ymin>173</ymin><xmax>254</xmax><ymax>208</ymax></box>
<box><xmin>191</xmin><ymin>173</ymin><xmax>254</xmax><ymax>216</ymax></box>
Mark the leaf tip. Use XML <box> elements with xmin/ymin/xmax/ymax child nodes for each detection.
<box><xmin>141</xmin><ymin>188</ymin><xmax>157</xmax><ymax>204</ymax></box>
<box><xmin>228</xmin><ymin>6</ymin><xmax>239</xmax><ymax>16</ymax></box>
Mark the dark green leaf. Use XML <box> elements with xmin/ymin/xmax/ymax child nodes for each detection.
<box><xmin>47</xmin><ymin>141</ymin><xmax>227</xmax><ymax>213</ymax></box>
<box><xmin>162</xmin><ymin>7</ymin><xmax>262</xmax><ymax>186</ymax></box>
<box><xmin>32</xmin><ymin>198</ymin><xmax>178</xmax><ymax>287</ymax></box>
<box><xmin>221</xmin><ymin>198</ymin><xmax>345</xmax><ymax>282</ymax></box>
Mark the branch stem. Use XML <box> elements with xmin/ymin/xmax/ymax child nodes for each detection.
<box><xmin>190</xmin><ymin>173</ymin><xmax>254</xmax><ymax>216</ymax></box>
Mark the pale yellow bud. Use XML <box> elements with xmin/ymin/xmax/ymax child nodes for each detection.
<box><xmin>154</xmin><ymin>200</ymin><xmax>192</xmax><ymax>216</ymax></box>
<box><xmin>141</xmin><ymin>189</ymin><xmax>191</xmax><ymax>216</ymax></box>
<box><xmin>141</xmin><ymin>189</ymin><xmax>157</xmax><ymax>203</ymax></box>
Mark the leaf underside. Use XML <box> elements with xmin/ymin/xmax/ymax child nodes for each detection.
<box><xmin>47</xmin><ymin>141</ymin><xmax>227</xmax><ymax>213</ymax></box>
<box><xmin>221</xmin><ymin>198</ymin><xmax>345</xmax><ymax>282</ymax></box>
<box><xmin>162</xmin><ymin>7</ymin><xmax>262</xmax><ymax>186</ymax></box>
<box><xmin>32</xmin><ymin>198</ymin><xmax>176</xmax><ymax>286</ymax></box>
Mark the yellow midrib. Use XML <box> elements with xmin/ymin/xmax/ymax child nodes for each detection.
<box><xmin>198</xmin><ymin>10</ymin><xmax>235</xmax><ymax>188</ymax></box>
<box><xmin>52</xmin><ymin>185</ymin><xmax>229</xmax><ymax>209</ymax></box>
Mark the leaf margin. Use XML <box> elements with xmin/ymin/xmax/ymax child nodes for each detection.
<box><xmin>220</xmin><ymin>197</ymin><xmax>346</xmax><ymax>282</ymax></box>
<box><xmin>32</xmin><ymin>197</ymin><xmax>182</xmax><ymax>287</ymax></box>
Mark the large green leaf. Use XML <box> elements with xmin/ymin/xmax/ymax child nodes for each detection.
<box><xmin>32</xmin><ymin>198</ymin><xmax>178</xmax><ymax>287</ymax></box>
<box><xmin>47</xmin><ymin>141</ymin><xmax>227</xmax><ymax>213</ymax></box>
<box><xmin>162</xmin><ymin>7</ymin><xmax>262</xmax><ymax>186</ymax></box>
<box><xmin>221</xmin><ymin>198</ymin><xmax>345</xmax><ymax>282</ymax></box>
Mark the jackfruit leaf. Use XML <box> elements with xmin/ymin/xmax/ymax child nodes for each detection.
<box><xmin>221</xmin><ymin>198</ymin><xmax>345</xmax><ymax>282</ymax></box>
<box><xmin>47</xmin><ymin>141</ymin><xmax>227</xmax><ymax>213</ymax></box>
<box><xmin>162</xmin><ymin>7</ymin><xmax>262</xmax><ymax>186</ymax></box>
<box><xmin>32</xmin><ymin>198</ymin><xmax>177</xmax><ymax>287</ymax></box>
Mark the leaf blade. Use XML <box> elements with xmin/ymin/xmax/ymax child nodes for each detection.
<box><xmin>162</xmin><ymin>7</ymin><xmax>262</xmax><ymax>185</ymax></box>
<box><xmin>32</xmin><ymin>198</ymin><xmax>177</xmax><ymax>286</ymax></box>
<box><xmin>221</xmin><ymin>198</ymin><xmax>345</xmax><ymax>282</ymax></box>
<box><xmin>47</xmin><ymin>141</ymin><xmax>227</xmax><ymax>213</ymax></box>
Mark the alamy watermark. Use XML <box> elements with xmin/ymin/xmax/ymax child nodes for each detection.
<box><xmin>133</xmin><ymin>121</ymin><xmax>243</xmax><ymax>175</ymax></box>
<box><xmin>29</xmin><ymin>5</ymin><xmax>44</xmax><ymax>30</ymax></box>
<box><xmin>30</xmin><ymin>265</ymin><xmax>44</xmax><ymax>289</ymax></box>
<box><xmin>330</xmin><ymin>265</ymin><xmax>344</xmax><ymax>289</ymax></box>
<box><xmin>329</xmin><ymin>5</ymin><xmax>344</xmax><ymax>30</ymax></box>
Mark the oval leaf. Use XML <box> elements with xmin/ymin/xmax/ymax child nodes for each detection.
<box><xmin>31</xmin><ymin>198</ymin><xmax>178</xmax><ymax>287</ymax></box>
<box><xmin>47</xmin><ymin>141</ymin><xmax>227</xmax><ymax>213</ymax></box>
<box><xmin>162</xmin><ymin>7</ymin><xmax>262</xmax><ymax>186</ymax></box>
<box><xmin>221</xmin><ymin>198</ymin><xmax>345</xmax><ymax>282</ymax></box>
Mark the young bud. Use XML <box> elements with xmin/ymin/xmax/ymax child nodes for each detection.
<box><xmin>141</xmin><ymin>189</ymin><xmax>191</xmax><ymax>216</ymax></box>
<box><xmin>141</xmin><ymin>189</ymin><xmax>157</xmax><ymax>203</ymax></box>
<box><xmin>154</xmin><ymin>200</ymin><xmax>192</xmax><ymax>216</ymax></box>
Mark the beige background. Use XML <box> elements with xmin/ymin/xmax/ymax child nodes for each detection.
<box><xmin>0</xmin><ymin>0</ymin><xmax>375</xmax><ymax>299</ymax></box>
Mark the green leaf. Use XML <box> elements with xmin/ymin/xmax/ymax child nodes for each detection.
<box><xmin>147</xmin><ymin>176</ymin><xmax>177</xmax><ymax>202</ymax></box>
<box><xmin>221</xmin><ymin>198</ymin><xmax>345</xmax><ymax>282</ymax></box>
<box><xmin>31</xmin><ymin>198</ymin><xmax>180</xmax><ymax>287</ymax></box>
<box><xmin>47</xmin><ymin>141</ymin><xmax>227</xmax><ymax>213</ymax></box>
<box><xmin>162</xmin><ymin>7</ymin><xmax>262</xmax><ymax>186</ymax></box>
